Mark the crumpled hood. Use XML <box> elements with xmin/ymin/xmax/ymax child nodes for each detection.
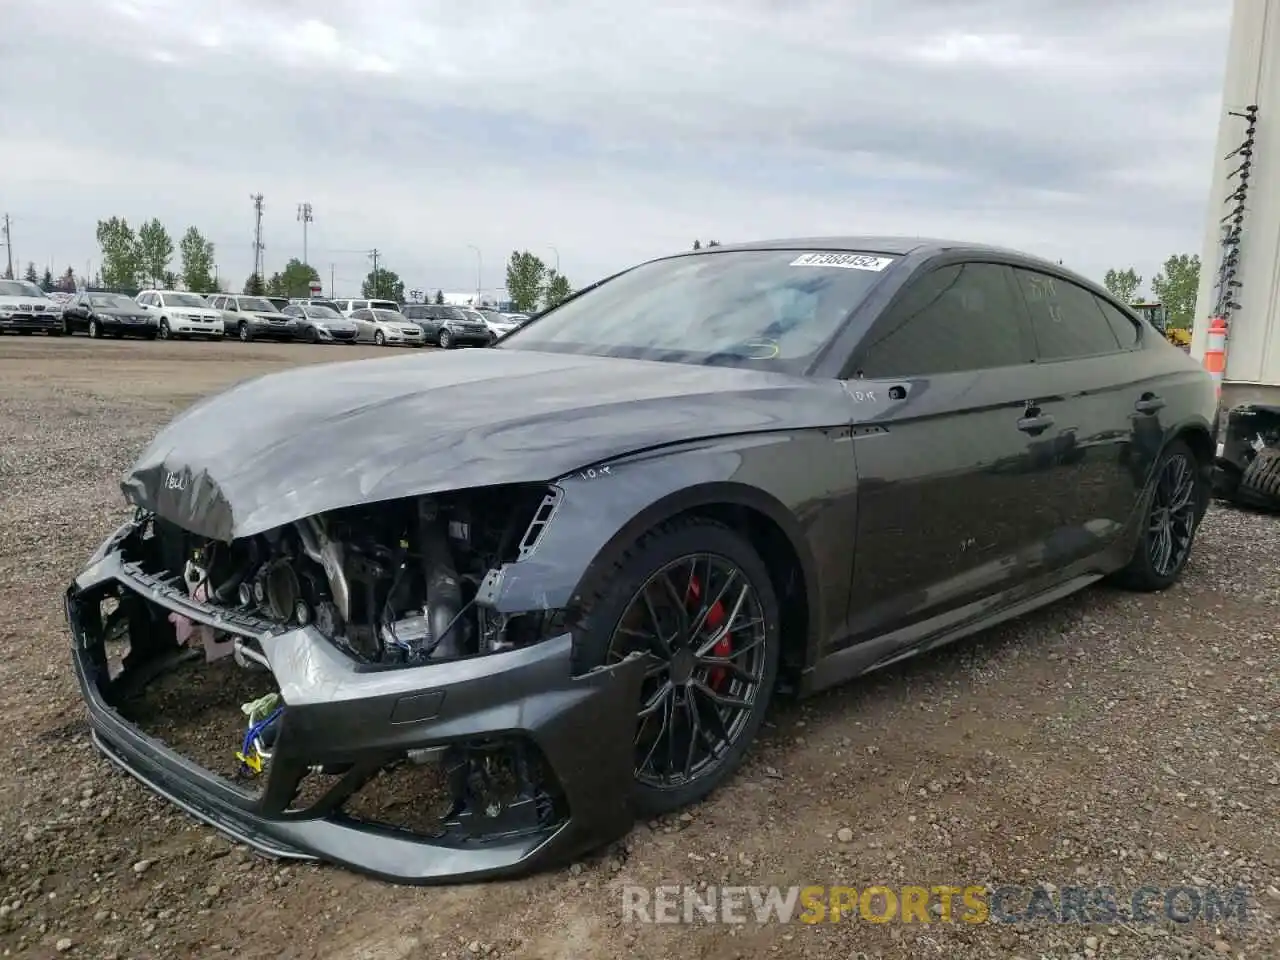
<box><xmin>122</xmin><ymin>348</ymin><xmax>853</xmax><ymax>541</ymax></box>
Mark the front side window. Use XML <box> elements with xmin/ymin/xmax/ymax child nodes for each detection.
<box><xmin>500</xmin><ymin>249</ymin><xmax>896</xmax><ymax>373</ymax></box>
<box><xmin>1012</xmin><ymin>268</ymin><xmax>1122</xmax><ymax>360</ymax></box>
<box><xmin>855</xmin><ymin>262</ymin><xmax>1031</xmax><ymax>378</ymax></box>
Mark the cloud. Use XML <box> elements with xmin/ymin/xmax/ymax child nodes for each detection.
<box><xmin>0</xmin><ymin>0</ymin><xmax>1230</xmax><ymax>296</ymax></box>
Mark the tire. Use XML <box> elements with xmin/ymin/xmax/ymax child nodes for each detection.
<box><xmin>61</xmin><ymin>316</ymin><xmax>72</xmax><ymax>336</ymax></box>
<box><xmin>158</xmin><ymin>319</ymin><xmax>171</xmax><ymax>340</ymax></box>
<box><xmin>238</xmin><ymin>322</ymin><xmax>251</xmax><ymax>343</ymax></box>
<box><xmin>438</xmin><ymin>328</ymin><xmax>453</xmax><ymax>349</ymax></box>
<box><xmin>374</xmin><ymin>330</ymin><xmax>386</xmax><ymax>346</ymax></box>
<box><xmin>1239</xmin><ymin>446</ymin><xmax>1280</xmax><ymax>502</ymax></box>
<box><xmin>88</xmin><ymin>319</ymin><xmax>100</xmax><ymax>339</ymax></box>
<box><xmin>1113</xmin><ymin>439</ymin><xmax>1204</xmax><ymax>591</ymax></box>
<box><xmin>571</xmin><ymin>517</ymin><xmax>781</xmax><ymax>816</ymax></box>
<box><xmin>307</xmin><ymin>326</ymin><xmax>320</xmax><ymax>344</ymax></box>
<box><xmin>146</xmin><ymin>331</ymin><xmax>158</xmax><ymax>341</ymax></box>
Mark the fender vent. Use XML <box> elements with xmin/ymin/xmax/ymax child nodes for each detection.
<box><xmin>516</xmin><ymin>487</ymin><xmax>563</xmax><ymax>561</ymax></box>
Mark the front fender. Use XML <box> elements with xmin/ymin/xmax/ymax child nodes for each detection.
<box><xmin>482</xmin><ymin>429</ymin><xmax>859</xmax><ymax>672</ymax></box>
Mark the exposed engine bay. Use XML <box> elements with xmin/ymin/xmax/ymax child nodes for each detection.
<box><xmin>145</xmin><ymin>484</ymin><xmax>562</xmax><ymax>668</ymax></box>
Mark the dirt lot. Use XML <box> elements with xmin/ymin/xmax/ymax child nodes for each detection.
<box><xmin>0</xmin><ymin>335</ymin><xmax>1276</xmax><ymax>960</ymax></box>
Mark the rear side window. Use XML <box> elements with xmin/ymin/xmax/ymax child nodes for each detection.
<box><xmin>857</xmin><ymin>262</ymin><xmax>1031</xmax><ymax>377</ymax></box>
<box><xmin>1012</xmin><ymin>268</ymin><xmax>1122</xmax><ymax>360</ymax></box>
<box><xmin>1094</xmin><ymin>296</ymin><xmax>1141</xmax><ymax>348</ymax></box>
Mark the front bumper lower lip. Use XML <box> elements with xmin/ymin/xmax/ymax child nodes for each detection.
<box><xmin>66</xmin><ymin>543</ymin><xmax>647</xmax><ymax>884</ymax></box>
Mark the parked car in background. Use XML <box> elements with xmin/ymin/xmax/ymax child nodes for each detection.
<box><xmin>0</xmin><ymin>279</ymin><xmax>61</xmax><ymax>335</ymax></box>
<box><xmin>47</xmin><ymin>291</ymin><xmax>76</xmax><ymax>308</ymax></box>
<box><xmin>401</xmin><ymin>303</ymin><xmax>491</xmax><ymax>348</ymax></box>
<box><xmin>265</xmin><ymin>296</ymin><xmax>291</xmax><ymax>312</ymax></box>
<box><xmin>476</xmin><ymin>308</ymin><xmax>524</xmax><ymax>340</ymax></box>
<box><xmin>61</xmin><ymin>291</ymin><xmax>157</xmax><ymax>339</ymax></box>
<box><xmin>281</xmin><ymin>303</ymin><xmax>360</xmax><ymax>344</ymax></box>
<box><xmin>288</xmin><ymin>297</ymin><xmax>344</xmax><ymax>314</ymax></box>
<box><xmin>135</xmin><ymin>290</ymin><xmax>223</xmax><ymax>340</ymax></box>
<box><xmin>349</xmin><ymin>307</ymin><xmax>424</xmax><ymax>346</ymax></box>
<box><xmin>209</xmin><ymin>295</ymin><xmax>298</xmax><ymax>342</ymax></box>
<box><xmin>333</xmin><ymin>298</ymin><xmax>400</xmax><ymax>317</ymax></box>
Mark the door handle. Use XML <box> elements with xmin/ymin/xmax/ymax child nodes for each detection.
<box><xmin>1135</xmin><ymin>393</ymin><xmax>1165</xmax><ymax>414</ymax></box>
<box><xmin>1017</xmin><ymin>413</ymin><xmax>1055</xmax><ymax>435</ymax></box>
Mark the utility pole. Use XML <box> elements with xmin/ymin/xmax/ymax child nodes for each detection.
<box><xmin>369</xmin><ymin>248</ymin><xmax>380</xmax><ymax>298</ymax></box>
<box><xmin>467</xmin><ymin>244</ymin><xmax>482</xmax><ymax>305</ymax></box>
<box><xmin>250</xmin><ymin>193</ymin><xmax>265</xmax><ymax>286</ymax></box>
<box><xmin>330</xmin><ymin>263</ymin><xmax>335</xmax><ymax>298</ymax></box>
<box><xmin>2</xmin><ymin>214</ymin><xmax>13</xmax><ymax>280</ymax></box>
<box><xmin>549</xmin><ymin>245</ymin><xmax>560</xmax><ymax>274</ymax></box>
<box><xmin>297</xmin><ymin>202</ymin><xmax>313</xmax><ymax>266</ymax></box>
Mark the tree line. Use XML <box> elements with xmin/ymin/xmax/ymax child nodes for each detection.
<box><xmin>1102</xmin><ymin>253</ymin><xmax>1200</xmax><ymax>329</ymax></box>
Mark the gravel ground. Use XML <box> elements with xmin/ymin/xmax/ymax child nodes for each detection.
<box><xmin>0</xmin><ymin>335</ymin><xmax>1276</xmax><ymax>960</ymax></box>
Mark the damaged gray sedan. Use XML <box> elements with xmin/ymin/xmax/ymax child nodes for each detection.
<box><xmin>66</xmin><ymin>237</ymin><xmax>1216</xmax><ymax>883</ymax></box>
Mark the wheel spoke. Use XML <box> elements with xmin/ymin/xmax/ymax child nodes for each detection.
<box><xmin>639</xmin><ymin>588</ymin><xmax>674</xmax><ymax>657</ymax></box>
<box><xmin>689</xmin><ymin>568</ymin><xmax>739</xmax><ymax>640</ymax></box>
<box><xmin>638</xmin><ymin>680</ymin><xmax>673</xmax><ymax>718</ymax></box>
<box><xmin>681</xmin><ymin>690</ymin><xmax>701</xmax><ymax>780</ymax></box>
<box><xmin>692</xmin><ymin>678</ymin><xmax>752</xmax><ymax>711</ymax></box>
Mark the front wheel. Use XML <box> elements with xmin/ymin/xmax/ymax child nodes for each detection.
<box><xmin>374</xmin><ymin>330</ymin><xmax>386</xmax><ymax>346</ymax></box>
<box><xmin>88</xmin><ymin>318</ymin><xmax>101</xmax><ymax>339</ymax></box>
<box><xmin>307</xmin><ymin>326</ymin><xmax>320</xmax><ymax>344</ymax></box>
<box><xmin>438</xmin><ymin>328</ymin><xmax>453</xmax><ymax>349</ymax></box>
<box><xmin>158</xmin><ymin>319</ymin><xmax>171</xmax><ymax>340</ymax></box>
<box><xmin>1113</xmin><ymin>439</ymin><xmax>1204</xmax><ymax>591</ymax></box>
<box><xmin>572</xmin><ymin>518</ymin><xmax>781</xmax><ymax>816</ymax></box>
<box><xmin>238</xmin><ymin>322</ymin><xmax>251</xmax><ymax>342</ymax></box>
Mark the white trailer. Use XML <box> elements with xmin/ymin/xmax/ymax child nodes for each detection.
<box><xmin>1192</xmin><ymin>0</ymin><xmax>1280</xmax><ymax>504</ymax></box>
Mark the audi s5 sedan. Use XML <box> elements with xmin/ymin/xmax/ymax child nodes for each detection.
<box><xmin>65</xmin><ymin>237</ymin><xmax>1216</xmax><ymax>885</ymax></box>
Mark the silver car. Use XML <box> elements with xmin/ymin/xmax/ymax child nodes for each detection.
<box><xmin>349</xmin><ymin>308</ymin><xmax>425</xmax><ymax>347</ymax></box>
<box><xmin>281</xmin><ymin>303</ymin><xmax>360</xmax><ymax>344</ymax></box>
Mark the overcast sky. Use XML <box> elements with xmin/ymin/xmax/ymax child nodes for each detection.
<box><xmin>0</xmin><ymin>0</ymin><xmax>1231</xmax><ymax>298</ymax></box>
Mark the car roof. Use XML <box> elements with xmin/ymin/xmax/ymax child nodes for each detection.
<box><xmin>668</xmin><ymin>235</ymin><xmax>1101</xmax><ymax>295</ymax></box>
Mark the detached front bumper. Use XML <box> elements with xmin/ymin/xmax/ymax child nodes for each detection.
<box><xmin>66</xmin><ymin>538</ymin><xmax>646</xmax><ymax>884</ymax></box>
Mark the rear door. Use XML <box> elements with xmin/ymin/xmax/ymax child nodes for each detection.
<box><xmin>1008</xmin><ymin>267</ymin><xmax>1145</xmax><ymax>556</ymax></box>
<box><xmin>843</xmin><ymin>259</ymin><xmax>1057</xmax><ymax>651</ymax></box>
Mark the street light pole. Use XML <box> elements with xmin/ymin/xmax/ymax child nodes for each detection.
<box><xmin>467</xmin><ymin>244</ymin><xmax>482</xmax><ymax>304</ymax></box>
<box><xmin>549</xmin><ymin>245</ymin><xmax>560</xmax><ymax>274</ymax></box>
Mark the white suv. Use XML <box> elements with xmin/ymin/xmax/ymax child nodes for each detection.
<box><xmin>332</xmin><ymin>297</ymin><xmax>400</xmax><ymax>317</ymax></box>
<box><xmin>136</xmin><ymin>290</ymin><xmax>224</xmax><ymax>340</ymax></box>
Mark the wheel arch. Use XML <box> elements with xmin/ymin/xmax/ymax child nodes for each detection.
<box><xmin>572</xmin><ymin>479</ymin><xmax>821</xmax><ymax>686</ymax></box>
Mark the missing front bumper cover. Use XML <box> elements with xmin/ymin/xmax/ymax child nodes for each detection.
<box><xmin>66</xmin><ymin>549</ymin><xmax>647</xmax><ymax>884</ymax></box>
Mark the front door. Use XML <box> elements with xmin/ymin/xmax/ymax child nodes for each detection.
<box><xmin>841</xmin><ymin>260</ymin><xmax>1056</xmax><ymax>655</ymax></box>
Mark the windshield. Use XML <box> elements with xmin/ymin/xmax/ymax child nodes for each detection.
<box><xmin>165</xmin><ymin>293</ymin><xmax>208</xmax><ymax>308</ymax></box>
<box><xmin>370</xmin><ymin>300</ymin><xmax>399</xmax><ymax>312</ymax></box>
<box><xmin>479</xmin><ymin>310</ymin><xmax>511</xmax><ymax>323</ymax></box>
<box><xmin>0</xmin><ymin>280</ymin><xmax>45</xmax><ymax>298</ymax></box>
<box><xmin>238</xmin><ymin>297</ymin><xmax>278</xmax><ymax>313</ymax></box>
<box><xmin>89</xmin><ymin>294</ymin><xmax>135</xmax><ymax>309</ymax></box>
<box><xmin>305</xmin><ymin>306</ymin><xmax>343</xmax><ymax>319</ymax></box>
<box><xmin>460</xmin><ymin>310</ymin><xmax>487</xmax><ymax>322</ymax></box>
<box><xmin>373</xmin><ymin>309</ymin><xmax>407</xmax><ymax>322</ymax></box>
<box><xmin>499</xmin><ymin>249</ymin><xmax>896</xmax><ymax>371</ymax></box>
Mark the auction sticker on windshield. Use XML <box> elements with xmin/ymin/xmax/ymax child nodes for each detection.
<box><xmin>790</xmin><ymin>252</ymin><xmax>895</xmax><ymax>271</ymax></box>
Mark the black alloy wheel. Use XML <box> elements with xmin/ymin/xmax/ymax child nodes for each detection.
<box><xmin>1147</xmin><ymin>450</ymin><xmax>1197</xmax><ymax>578</ymax></box>
<box><xmin>579</xmin><ymin>518</ymin><xmax>781</xmax><ymax>814</ymax></box>
<box><xmin>1114</xmin><ymin>439</ymin><xmax>1203</xmax><ymax>591</ymax></box>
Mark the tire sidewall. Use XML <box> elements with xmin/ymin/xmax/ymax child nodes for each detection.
<box><xmin>439</xmin><ymin>329</ymin><xmax>452</xmax><ymax>349</ymax></box>
<box><xmin>573</xmin><ymin>520</ymin><xmax>782</xmax><ymax>814</ymax></box>
<box><xmin>88</xmin><ymin>319</ymin><xmax>99</xmax><ymax>339</ymax></box>
<box><xmin>374</xmin><ymin>330</ymin><xmax>385</xmax><ymax>346</ymax></box>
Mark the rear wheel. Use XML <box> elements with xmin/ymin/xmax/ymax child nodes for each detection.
<box><xmin>1114</xmin><ymin>439</ymin><xmax>1203</xmax><ymax>591</ymax></box>
<box><xmin>573</xmin><ymin>518</ymin><xmax>781</xmax><ymax>815</ymax></box>
<box><xmin>1239</xmin><ymin>446</ymin><xmax>1280</xmax><ymax>501</ymax></box>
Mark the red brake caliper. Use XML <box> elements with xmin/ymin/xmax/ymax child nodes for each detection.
<box><xmin>688</xmin><ymin>576</ymin><xmax>732</xmax><ymax>690</ymax></box>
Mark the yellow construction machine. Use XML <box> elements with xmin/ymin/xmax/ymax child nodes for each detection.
<box><xmin>1130</xmin><ymin>301</ymin><xmax>1192</xmax><ymax>349</ymax></box>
